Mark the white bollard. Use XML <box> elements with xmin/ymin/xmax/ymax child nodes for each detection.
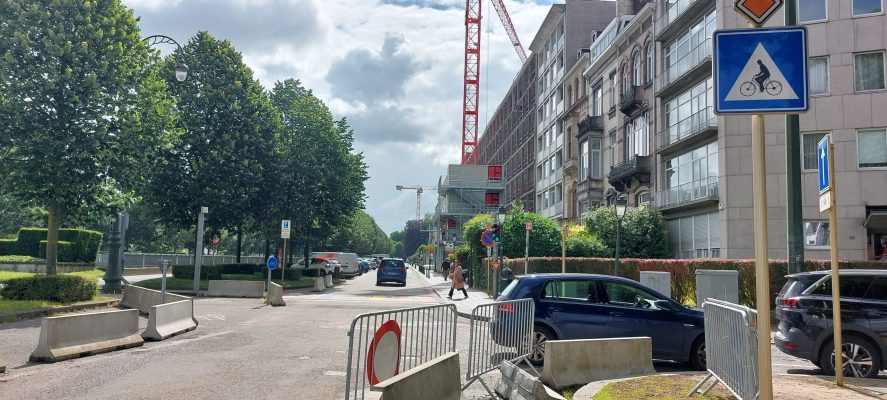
<box><xmin>324</xmin><ymin>274</ymin><xmax>334</xmax><ymax>288</ymax></box>
<box><xmin>313</xmin><ymin>275</ymin><xmax>326</xmax><ymax>292</ymax></box>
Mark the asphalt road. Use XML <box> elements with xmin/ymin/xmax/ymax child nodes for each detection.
<box><xmin>0</xmin><ymin>267</ymin><xmax>861</xmax><ymax>399</ymax></box>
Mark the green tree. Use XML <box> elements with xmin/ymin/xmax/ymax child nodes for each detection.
<box><xmin>583</xmin><ymin>207</ymin><xmax>619</xmax><ymax>250</ymax></box>
<box><xmin>0</xmin><ymin>193</ymin><xmax>45</xmax><ymax>236</ymax></box>
<box><xmin>583</xmin><ymin>205</ymin><xmax>670</xmax><ymax>259</ymax></box>
<box><xmin>0</xmin><ymin>0</ymin><xmax>179</xmax><ymax>274</ymax></box>
<box><xmin>461</xmin><ymin>213</ymin><xmax>493</xmax><ymax>262</ymax></box>
<box><xmin>389</xmin><ymin>230</ymin><xmax>404</xmax><ymax>242</ymax></box>
<box><xmin>321</xmin><ymin>210</ymin><xmax>391</xmax><ymax>255</ymax></box>
<box><xmin>392</xmin><ymin>241</ymin><xmax>404</xmax><ymax>258</ymax></box>
<box><xmin>501</xmin><ymin>203</ymin><xmax>561</xmax><ymax>258</ymax></box>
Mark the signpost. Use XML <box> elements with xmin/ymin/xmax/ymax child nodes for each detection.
<box><xmin>281</xmin><ymin>220</ymin><xmax>290</xmax><ymax>284</ymax></box>
<box><xmin>158</xmin><ymin>259</ymin><xmax>171</xmax><ymax>304</ymax></box>
<box><xmin>481</xmin><ymin>230</ymin><xmax>495</xmax><ymax>248</ymax></box>
<box><xmin>714</xmin><ymin>4</ymin><xmax>809</xmax><ymax>397</ymax></box>
<box><xmin>193</xmin><ymin>206</ymin><xmax>208</xmax><ymax>295</ymax></box>
<box><xmin>267</xmin><ymin>255</ymin><xmax>278</xmax><ymax>298</ymax></box>
<box><xmin>818</xmin><ymin>134</ymin><xmax>844</xmax><ymax>386</ymax></box>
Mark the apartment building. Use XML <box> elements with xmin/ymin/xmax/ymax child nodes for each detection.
<box><xmin>528</xmin><ymin>0</ymin><xmax>617</xmax><ymax>220</ymax></box>
<box><xmin>477</xmin><ymin>56</ymin><xmax>538</xmax><ymax>212</ymax></box>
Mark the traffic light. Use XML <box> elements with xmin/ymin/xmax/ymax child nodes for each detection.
<box><xmin>492</xmin><ymin>224</ymin><xmax>501</xmax><ymax>242</ymax></box>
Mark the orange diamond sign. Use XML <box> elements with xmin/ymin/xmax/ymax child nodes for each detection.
<box><xmin>735</xmin><ymin>0</ymin><xmax>782</xmax><ymax>25</ymax></box>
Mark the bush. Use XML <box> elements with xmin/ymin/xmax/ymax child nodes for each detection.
<box><xmin>501</xmin><ymin>257</ymin><xmax>887</xmax><ymax>309</ymax></box>
<box><xmin>583</xmin><ymin>206</ymin><xmax>669</xmax><ymax>259</ymax></box>
<box><xmin>565</xmin><ymin>234</ymin><xmax>609</xmax><ymax>257</ymax></box>
<box><xmin>0</xmin><ymin>275</ymin><xmax>97</xmax><ymax>303</ymax></box>
<box><xmin>0</xmin><ymin>239</ymin><xmax>17</xmax><ymax>255</ymax></box>
<box><xmin>217</xmin><ymin>263</ymin><xmax>263</xmax><ymax>275</ymax></box>
<box><xmin>171</xmin><ymin>264</ymin><xmax>223</xmax><ymax>280</ymax></box>
<box><xmin>502</xmin><ymin>205</ymin><xmax>562</xmax><ymax>258</ymax></box>
<box><xmin>14</xmin><ymin>228</ymin><xmax>103</xmax><ymax>262</ymax></box>
<box><xmin>262</xmin><ymin>267</ymin><xmax>301</xmax><ymax>280</ymax></box>
<box><xmin>38</xmin><ymin>240</ymin><xmax>74</xmax><ymax>262</ymax></box>
<box><xmin>16</xmin><ymin>228</ymin><xmax>46</xmax><ymax>258</ymax></box>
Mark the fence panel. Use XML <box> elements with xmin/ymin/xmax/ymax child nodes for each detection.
<box><xmin>463</xmin><ymin>298</ymin><xmax>535</xmax><ymax>398</ymax></box>
<box><xmin>345</xmin><ymin>304</ymin><xmax>457</xmax><ymax>400</ymax></box>
<box><xmin>689</xmin><ymin>298</ymin><xmax>758</xmax><ymax>400</ymax></box>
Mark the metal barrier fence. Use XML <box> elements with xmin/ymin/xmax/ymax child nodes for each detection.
<box><xmin>96</xmin><ymin>252</ymin><xmax>264</xmax><ymax>268</ymax></box>
<box><xmin>345</xmin><ymin>304</ymin><xmax>458</xmax><ymax>400</ymax></box>
<box><xmin>463</xmin><ymin>298</ymin><xmax>535</xmax><ymax>397</ymax></box>
<box><xmin>689</xmin><ymin>298</ymin><xmax>759</xmax><ymax>400</ymax></box>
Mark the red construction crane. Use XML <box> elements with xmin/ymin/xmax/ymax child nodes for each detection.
<box><xmin>461</xmin><ymin>0</ymin><xmax>527</xmax><ymax>165</ymax></box>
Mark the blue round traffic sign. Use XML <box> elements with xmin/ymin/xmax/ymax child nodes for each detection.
<box><xmin>267</xmin><ymin>256</ymin><xmax>278</xmax><ymax>270</ymax></box>
<box><xmin>481</xmin><ymin>230</ymin><xmax>495</xmax><ymax>247</ymax></box>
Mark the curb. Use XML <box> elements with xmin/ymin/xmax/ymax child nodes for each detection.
<box><xmin>2</xmin><ymin>298</ymin><xmax>121</xmax><ymax>323</ymax></box>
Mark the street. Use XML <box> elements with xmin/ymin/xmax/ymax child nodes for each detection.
<box><xmin>0</xmin><ymin>267</ymin><xmax>874</xmax><ymax>400</ymax></box>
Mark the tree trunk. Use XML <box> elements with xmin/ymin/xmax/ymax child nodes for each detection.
<box><xmin>236</xmin><ymin>227</ymin><xmax>242</xmax><ymax>263</ymax></box>
<box><xmin>46</xmin><ymin>200</ymin><xmax>60</xmax><ymax>276</ymax></box>
<box><xmin>263</xmin><ymin>237</ymin><xmax>270</xmax><ymax>262</ymax></box>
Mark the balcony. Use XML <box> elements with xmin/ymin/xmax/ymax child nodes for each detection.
<box><xmin>607</xmin><ymin>155</ymin><xmax>651</xmax><ymax>192</ymax></box>
<box><xmin>654</xmin><ymin>177</ymin><xmax>719</xmax><ymax>211</ymax></box>
<box><xmin>656</xmin><ymin>107</ymin><xmax>717</xmax><ymax>154</ymax></box>
<box><xmin>655</xmin><ymin>0</ymin><xmax>713</xmax><ymax>42</ymax></box>
<box><xmin>577</xmin><ymin>115</ymin><xmax>604</xmax><ymax>137</ymax></box>
<box><xmin>619</xmin><ymin>86</ymin><xmax>645</xmax><ymax>116</ymax></box>
<box><xmin>655</xmin><ymin>39</ymin><xmax>712</xmax><ymax>97</ymax></box>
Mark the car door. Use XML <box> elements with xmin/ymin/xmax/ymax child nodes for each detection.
<box><xmin>864</xmin><ymin>277</ymin><xmax>887</xmax><ymax>346</ymax></box>
<box><xmin>600</xmin><ymin>279</ymin><xmax>685</xmax><ymax>358</ymax></box>
<box><xmin>540</xmin><ymin>279</ymin><xmax>611</xmax><ymax>340</ymax></box>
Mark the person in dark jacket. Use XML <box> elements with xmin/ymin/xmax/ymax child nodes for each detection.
<box><xmin>441</xmin><ymin>259</ymin><xmax>451</xmax><ymax>281</ymax></box>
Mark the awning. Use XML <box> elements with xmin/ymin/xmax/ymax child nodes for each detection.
<box><xmin>865</xmin><ymin>211</ymin><xmax>887</xmax><ymax>234</ymax></box>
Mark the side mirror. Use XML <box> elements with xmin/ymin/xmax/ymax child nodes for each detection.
<box><xmin>654</xmin><ymin>300</ymin><xmax>677</xmax><ymax>312</ymax></box>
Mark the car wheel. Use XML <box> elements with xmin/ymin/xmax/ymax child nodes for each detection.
<box><xmin>821</xmin><ymin>336</ymin><xmax>881</xmax><ymax>379</ymax></box>
<box><xmin>529</xmin><ymin>325</ymin><xmax>555</xmax><ymax>366</ymax></box>
<box><xmin>689</xmin><ymin>336</ymin><xmax>706</xmax><ymax>371</ymax></box>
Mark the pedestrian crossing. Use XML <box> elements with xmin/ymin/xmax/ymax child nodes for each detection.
<box><xmin>283</xmin><ymin>291</ymin><xmax>438</xmax><ymax>304</ymax></box>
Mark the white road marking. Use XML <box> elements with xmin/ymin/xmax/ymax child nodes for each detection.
<box><xmin>324</xmin><ymin>370</ymin><xmax>347</xmax><ymax>376</ymax></box>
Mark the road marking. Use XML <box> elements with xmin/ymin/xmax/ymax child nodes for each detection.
<box><xmin>324</xmin><ymin>370</ymin><xmax>347</xmax><ymax>376</ymax></box>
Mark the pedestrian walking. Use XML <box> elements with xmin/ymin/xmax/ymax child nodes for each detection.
<box><xmin>448</xmin><ymin>261</ymin><xmax>468</xmax><ymax>299</ymax></box>
<box><xmin>441</xmin><ymin>258</ymin><xmax>451</xmax><ymax>281</ymax></box>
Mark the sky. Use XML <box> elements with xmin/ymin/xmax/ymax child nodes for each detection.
<box><xmin>124</xmin><ymin>0</ymin><xmax>566</xmax><ymax>234</ymax></box>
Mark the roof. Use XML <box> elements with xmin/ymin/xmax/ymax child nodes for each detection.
<box><xmin>528</xmin><ymin>4</ymin><xmax>566</xmax><ymax>52</ymax></box>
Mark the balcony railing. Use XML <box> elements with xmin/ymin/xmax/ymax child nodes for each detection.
<box><xmin>655</xmin><ymin>39</ymin><xmax>711</xmax><ymax>94</ymax></box>
<box><xmin>656</xmin><ymin>107</ymin><xmax>717</xmax><ymax>151</ymax></box>
<box><xmin>655</xmin><ymin>0</ymin><xmax>708</xmax><ymax>37</ymax></box>
<box><xmin>607</xmin><ymin>155</ymin><xmax>651</xmax><ymax>187</ymax></box>
<box><xmin>655</xmin><ymin>177</ymin><xmax>719</xmax><ymax>210</ymax></box>
<box><xmin>577</xmin><ymin>115</ymin><xmax>604</xmax><ymax>136</ymax></box>
<box><xmin>619</xmin><ymin>86</ymin><xmax>644</xmax><ymax>115</ymax></box>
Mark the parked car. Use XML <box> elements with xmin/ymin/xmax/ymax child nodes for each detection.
<box><xmin>494</xmin><ymin>273</ymin><xmax>706</xmax><ymax>368</ymax></box>
<box><xmin>312</xmin><ymin>252</ymin><xmax>360</xmax><ymax>277</ymax></box>
<box><xmin>376</xmin><ymin>258</ymin><xmax>407</xmax><ymax>286</ymax></box>
<box><xmin>775</xmin><ymin>269</ymin><xmax>887</xmax><ymax>378</ymax></box>
<box><xmin>295</xmin><ymin>257</ymin><xmax>335</xmax><ymax>276</ymax></box>
<box><xmin>359</xmin><ymin>260</ymin><xmax>370</xmax><ymax>274</ymax></box>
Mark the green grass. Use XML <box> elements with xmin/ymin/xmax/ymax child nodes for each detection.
<box><xmin>592</xmin><ymin>375</ymin><xmax>734</xmax><ymax>400</ymax></box>
<box><xmin>137</xmin><ymin>273</ymin><xmax>315</xmax><ymax>291</ymax></box>
<box><xmin>0</xmin><ymin>255</ymin><xmax>42</xmax><ymax>262</ymax></box>
<box><xmin>0</xmin><ymin>269</ymin><xmax>105</xmax><ymax>283</ymax></box>
<box><xmin>0</xmin><ymin>296</ymin><xmax>118</xmax><ymax>322</ymax></box>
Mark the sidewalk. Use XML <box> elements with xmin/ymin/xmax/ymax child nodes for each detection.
<box><xmin>410</xmin><ymin>266</ymin><xmax>495</xmax><ymax>318</ymax></box>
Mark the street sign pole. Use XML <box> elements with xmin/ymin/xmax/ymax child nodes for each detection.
<box><xmin>824</xmin><ymin>138</ymin><xmax>844</xmax><ymax>387</ymax></box>
<box><xmin>784</xmin><ymin>0</ymin><xmax>805</xmax><ymax>275</ymax></box>
<box><xmin>524</xmin><ymin>221</ymin><xmax>532</xmax><ymax>275</ymax></box>
<box><xmin>751</xmin><ymin>111</ymin><xmax>773</xmax><ymax>400</ymax></box>
<box><xmin>281</xmin><ymin>220</ymin><xmax>291</xmax><ymax>285</ymax></box>
<box><xmin>193</xmin><ymin>206</ymin><xmax>208</xmax><ymax>295</ymax></box>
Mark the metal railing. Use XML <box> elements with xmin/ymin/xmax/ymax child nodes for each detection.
<box><xmin>608</xmin><ymin>155</ymin><xmax>649</xmax><ymax>179</ymax></box>
<box><xmin>655</xmin><ymin>39</ymin><xmax>711</xmax><ymax>94</ymax></box>
<box><xmin>689</xmin><ymin>298</ymin><xmax>759</xmax><ymax>400</ymax></box>
<box><xmin>344</xmin><ymin>304</ymin><xmax>458</xmax><ymax>400</ymax></box>
<box><xmin>95</xmin><ymin>252</ymin><xmax>264</xmax><ymax>268</ymax></box>
<box><xmin>655</xmin><ymin>0</ymin><xmax>706</xmax><ymax>37</ymax></box>
<box><xmin>654</xmin><ymin>177</ymin><xmax>718</xmax><ymax>209</ymax></box>
<box><xmin>657</xmin><ymin>107</ymin><xmax>717</xmax><ymax>150</ymax></box>
<box><xmin>463</xmin><ymin>299</ymin><xmax>536</xmax><ymax>398</ymax></box>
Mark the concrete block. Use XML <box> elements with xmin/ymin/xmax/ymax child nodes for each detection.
<box><xmin>30</xmin><ymin>309</ymin><xmax>144</xmax><ymax>362</ymax></box>
<box><xmin>142</xmin><ymin>299</ymin><xmax>198</xmax><ymax>341</ymax></box>
<box><xmin>540</xmin><ymin>337</ymin><xmax>655</xmax><ymax>390</ymax></box>
<box><xmin>268</xmin><ymin>282</ymin><xmax>286</xmax><ymax>306</ymax></box>
<box><xmin>511</xmin><ymin>363</ymin><xmax>564</xmax><ymax>400</ymax></box>
<box><xmin>207</xmin><ymin>280</ymin><xmax>264</xmax><ymax>298</ymax></box>
<box><xmin>121</xmin><ymin>285</ymin><xmax>190</xmax><ymax>314</ymax></box>
<box><xmin>324</xmin><ymin>274</ymin><xmax>334</xmax><ymax>288</ymax></box>
<box><xmin>696</xmin><ymin>269</ymin><xmax>739</xmax><ymax>306</ymax></box>
<box><xmin>371</xmin><ymin>352</ymin><xmax>461</xmax><ymax>400</ymax></box>
<box><xmin>313</xmin><ymin>276</ymin><xmax>325</xmax><ymax>292</ymax></box>
<box><xmin>496</xmin><ymin>360</ymin><xmax>519</xmax><ymax>398</ymax></box>
<box><xmin>639</xmin><ymin>271</ymin><xmax>671</xmax><ymax>298</ymax></box>
<box><xmin>0</xmin><ymin>357</ymin><xmax>5</xmax><ymax>373</ymax></box>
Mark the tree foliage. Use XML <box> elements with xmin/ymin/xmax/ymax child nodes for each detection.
<box><xmin>583</xmin><ymin>205</ymin><xmax>670</xmax><ymax>259</ymax></box>
<box><xmin>402</xmin><ymin>220</ymin><xmax>423</xmax><ymax>259</ymax></box>
<box><xmin>461</xmin><ymin>213</ymin><xmax>492</xmax><ymax>260</ymax></box>
<box><xmin>501</xmin><ymin>204</ymin><xmax>562</xmax><ymax>258</ymax></box>
<box><xmin>320</xmin><ymin>210</ymin><xmax>391</xmax><ymax>255</ymax></box>
<box><xmin>0</xmin><ymin>0</ymin><xmax>179</xmax><ymax>273</ymax></box>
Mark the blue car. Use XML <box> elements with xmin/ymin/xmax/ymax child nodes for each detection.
<box><xmin>358</xmin><ymin>260</ymin><xmax>370</xmax><ymax>274</ymax></box>
<box><xmin>495</xmin><ymin>273</ymin><xmax>706</xmax><ymax>368</ymax></box>
<box><xmin>376</xmin><ymin>258</ymin><xmax>407</xmax><ymax>286</ymax></box>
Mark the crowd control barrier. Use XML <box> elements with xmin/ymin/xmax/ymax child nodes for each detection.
<box><xmin>689</xmin><ymin>298</ymin><xmax>758</xmax><ymax>400</ymax></box>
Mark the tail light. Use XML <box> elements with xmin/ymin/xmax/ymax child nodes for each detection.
<box><xmin>782</xmin><ymin>297</ymin><xmax>800</xmax><ymax>308</ymax></box>
<box><xmin>498</xmin><ymin>303</ymin><xmax>514</xmax><ymax>313</ymax></box>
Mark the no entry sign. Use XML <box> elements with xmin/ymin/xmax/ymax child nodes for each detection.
<box><xmin>365</xmin><ymin>320</ymin><xmax>401</xmax><ymax>385</ymax></box>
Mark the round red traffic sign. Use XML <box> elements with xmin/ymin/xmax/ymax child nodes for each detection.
<box><xmin>365</xmin><ymin>320</ymin><xmax>401</xmax><ymax>385</ymax></box>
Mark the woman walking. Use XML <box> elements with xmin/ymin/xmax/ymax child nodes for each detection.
<box><xmin>448</xmin><ymin>261</ymin><xmax>469</xmax><ymax>299</ymax></box>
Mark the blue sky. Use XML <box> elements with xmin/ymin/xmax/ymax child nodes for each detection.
<box><xmin>124</xmin><ymin>0</ymin><xmax>572</xmax><ymax>233</ymax></box>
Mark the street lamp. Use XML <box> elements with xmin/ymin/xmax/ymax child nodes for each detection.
<box><xmin>613</xmin><ymin>196</ymin><xmax>628</xmax><ymax>276</ymax></box>
<box><xmin>143</xmin><ymin>35</ymin><xmax>188</xmax><ymax>82</ymax></box>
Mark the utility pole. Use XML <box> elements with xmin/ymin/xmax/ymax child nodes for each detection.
<box><xmin>784</xmin><ymin>0</ymin><xmax>805</xmax><ymax>275</ymax></box>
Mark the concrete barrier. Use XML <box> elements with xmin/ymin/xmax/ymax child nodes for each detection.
<box><xmin>370</xmin><ymin>352</ymin><xmax>464</xmax><ymax>400</ymax></box>
<box><xmin>313</xmin><ymin>276</ymin><xmax>325</xmax><ymax>292</ymax></box>
<box><xmin>496</xmin><ymin>360</ymin><xmax>564</xmax><ymax>400</ymax></box>
<box><xmin>207</xmin><ymin>280</ymin><xmax>264</xmax><ymax>298</ymax></box>
<box><xmin>324</xmin><ymin>274</ymin><xmax>333</xmax><ymax>288</ymax></box>
<box><xmin>30</xmin><ymin>309</ymin><xmax>143</xmax><ymax>362</ymax></box>
<box><xmin>540</xmin><ymin>337</ymin><xmax>654</xmax><ymax>390</ymax></box>
<box><xmin>121</xmin><ymin>285</ymin><xmax>190</xmax><ymax>314</ymax></box>
<box><xmin>0</xmin><ymin>357</ymin><xmax>5</xmax><ymax>373</ymax></box>
<box><xmin>268</xmin><ymin>282</ymin><xmax>286</xmax><ymax>306</ymax></box>
<box><xmin>142</xmin><ymin>299</ymin><xmax>198</xmax><ymax>341</ymax></box>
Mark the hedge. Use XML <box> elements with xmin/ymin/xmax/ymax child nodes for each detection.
<box><xmin>262</xmin><ymin>267</ymin><xmax>301</xmax><ymax>280</ymax></box>
<box><xmin>15</xmin><ymin>228</ymin><xmax>103</xmax><ymax>262</ymax></box>
<box><xmin>218</xmin><ymin>264</ymin><xmax>264</xmax><ymax>275</ymax></box>
<box><xmin>0</xmin><ymin>275</ymin><xmax>97</xmax><ymax>303</ymax></box>
<box><xmin>498</xmin><ymin>257</ymin><xmax>887</xmax><ymax>309</ymax></box>
<box><xmin>171</xmin><ymin>264</ymin><xmax>223</xmax><ymax>280</ymax></box>
<box><xmin>38</xmin><ymin>240</ymin><xmax>74</xmax><ymax>262</ymax></box>
<box><xmin>0</xmin><ymin>239</ymin><xmax>17</xmax><ymax>255</ymax></box>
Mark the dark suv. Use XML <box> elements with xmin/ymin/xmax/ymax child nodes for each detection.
<box><xmin>775</xmin><ymin>269</ymin><xmax>887</xmax><ymax>378</ymax></box>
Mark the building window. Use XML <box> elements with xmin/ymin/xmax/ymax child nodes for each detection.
<box><xmin>802</xmin><ymin>132</ymin><xmax>828</xmax><ymax>170</ymax></box>
<box><xmin>853</xmin><ymin>0</ymin><xmax>883</xmax><ymax>16</ymax></box>
<box><xmin>485</xmin><ymin>193</ymin><xmax>500</xmax><ymax>206</ymax></box>
<box><xmin>580</xmin><ymin>140</ymin><xmax>589</xmax><ymax>181</ymax></box>
<box><xmin>858</xmin><ymin>129</ymin><xmax>887</xmax><ymax>168</ymax></box>
<box><xmin>592</xmin><ymin>84</ymin><xmax>603</xmax><ymax>116</ymax></box>
<box><xmin>488</xmin><ymin>165</ymin><xmax>503</xmax><ymax>180</ymax></box>
<box><xmin>798</xmin><ymin>0</ymin><xmax>827</xmax><ymax>22</ymax></box>
<box><xmin>665</xmin><ymin>142</ymin><xmax>718</xmax><ymax>190</ymax></box>
<box><xmin>804</xmin><ymin>221</ymin><xmax>829</xmax><ymax>248</ymax></box>
<box><xmin>608</xmin><ymin>71</ymin><xmax>617</xmax><ymax>111</ymax></box>
<box><xmin>854</xmin><ymin>51</ymin><xmax>885</xmax><ymax>92</ymax></box>
<box><xmin>555</xmin><ymin>184</ymin><xmax>563</xmax><ymax>203</ymax></box>
<box><xmin>665</xmin><ymin>78</ymin><xmax>714</xmax><ymax>144</ymax></box>
<box><xmin>666</xmin><ymin>211</ymin><xmax>721</xmax><ymax>258</ymax></box>
<box><xmin>646</xmin><ymin>43</ymin><xmax>654</xmax><ymax>83</ymax></box>
<box><xmin>626</xmin><ymin>113</ymin><xmax>649</xmax><ymax>157</ymax></box>
<box><xmin>633</xmin><ymin>52</ymin><xmax>642</xmax><ymax>86</ymax></box>
<box><xmin>622</xmin><ymin>65</ymin><xmax>630</xmax><ymax>92</ymax></box>
<box><xmin>609</xmin><ymin>130</ymin><xmax>618</xmax><ymax>167</ymax></box>
<box><xmin>809</xmin><ymin>57</ymin><xmax>829</xmax><ymax>95</ymax></box>
<box><xmin>636</xmin><ymin>191</ymin><xmax>651</xmax><ymax>206</ymax></box>
<box><xmin>591</xmin><ymin>138</ymin><xmax>602</xmax><ymax>179</ymax></box>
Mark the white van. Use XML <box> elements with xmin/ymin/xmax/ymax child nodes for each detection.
<box><xmin>311</xmin><ymin>252</ymin><xmax>360</xmax><ymax>277</ymax></box>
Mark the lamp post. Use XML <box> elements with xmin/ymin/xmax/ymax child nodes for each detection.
<box><xmin>143</xmin><ymin>35</ymin><xmax>188</xmax><ymax>82</ymax></box>
<box><xmin>613</xmin><ymin>196</ymin><xmax>627</xmax><ymax>276</ymax></box>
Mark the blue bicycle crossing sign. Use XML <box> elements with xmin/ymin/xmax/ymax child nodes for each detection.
<box><xmin>267</xmin><ymin>255</ymin><xmax>278</xmax><ymax>271</ymax></box>
<box><xmin>713</xmin><ymin>27</ymin><xmax>808</xmax><ymax>114</ymax></box>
